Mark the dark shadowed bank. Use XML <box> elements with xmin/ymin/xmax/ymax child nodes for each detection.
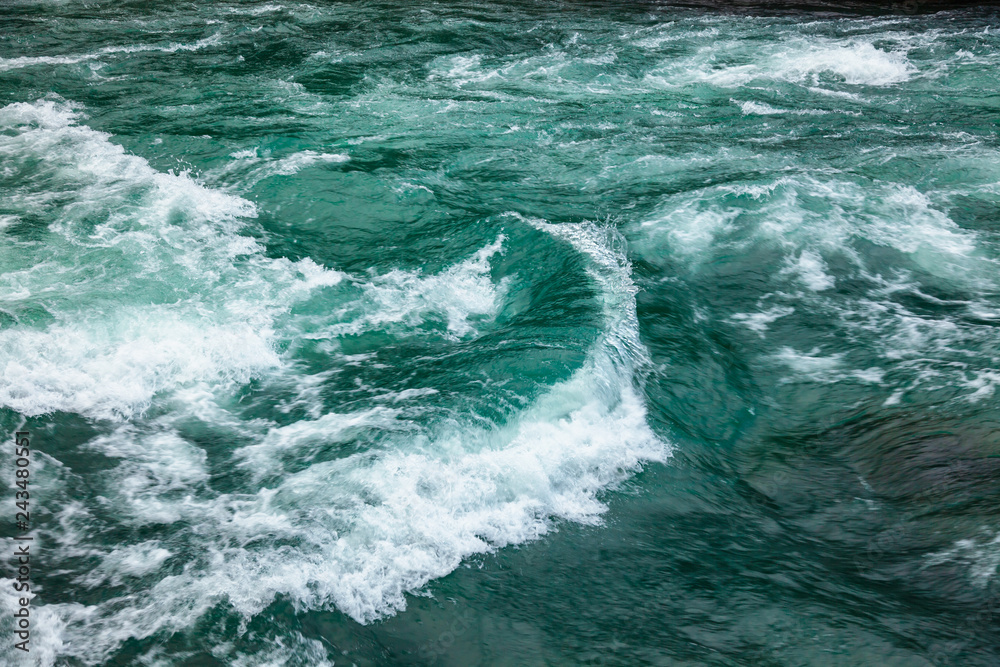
<box><xmin>557</xmin><ymin>0</ymin><xmax>999</xmax><ymax>12</ymax></box>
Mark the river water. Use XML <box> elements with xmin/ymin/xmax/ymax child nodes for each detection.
<box><xmin>2</xmin><ymin>2</ymin><xmax>1000</xmax><ymax>665</ymax></box>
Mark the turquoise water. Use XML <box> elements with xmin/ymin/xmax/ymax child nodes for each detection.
<box><xmin>2</xmin><ymin>1</ymin><xmax>1000</xmax><ymax>664</ymax></box>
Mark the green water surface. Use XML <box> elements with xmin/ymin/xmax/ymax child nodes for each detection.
<box><xmin>2</xmin><ymin>1</ymin><xmax>1000</xmax><ymax>665</ymax></box>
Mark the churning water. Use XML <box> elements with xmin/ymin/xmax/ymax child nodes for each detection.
<box><xmin>2</xmin><ymin>1</ymin><xmax>1000</xmax><ymax>665</ymax></box>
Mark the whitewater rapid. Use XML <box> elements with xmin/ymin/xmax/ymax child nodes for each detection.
<box><xmin>3</xmin><ymin>4</ymin><xmax>1000</xmax><ymax>664</ymax></box>
<box><xmin>0</xmin><ymin>99</ymin><xmax>667</xmax><ymax>664</ymax></box>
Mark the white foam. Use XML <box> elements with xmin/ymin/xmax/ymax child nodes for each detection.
<box><xmin>234</xmin><ymin>407</ymin><xmax>406</xmax><ymax>479</ymax></box>
<box><xmin>2</xmin><ymin>106</ymin><xmax>665</xmax><ymax>658</ymax></box>
<box><xmin>318</xmin><ymin>236</ymin><xmax>510</xmax><ymax>340</ymax></box>
<box><xmin>866</xmin><ymin>186</ymin><xmax>975</xmax><ymax>257</ymax></box>
<box><xmin>268</xmin><ymin>150</ymin><xmax>349</xmax><ymax>176</ymax></box>
<box><xmin>925</xmin><ymin>532</ymin><xmax>1000</xmax><ymax>586</ymax></box>
<box><xmin>634</xmin><ymin>172</ymin><xmax>996</xmax><ymax>400</ymax></box>
<box><xmin>647</xmin><ymin>38</ymin><xmax>915</xmax><ymax>90</ymax></box>
<box><xmin>376</xmin><ymin>387</ymin><xmax>440</xmax><ymax>403</ymax></box>
<box><xmin>219</xmin><ymin>148</ymin><xmax>351</xmax><ymax>185</ymax></box>
<box><xmin>427</xmin><ymin>53</ymin><xmax>500</xmax><ymax>88</ymax></box>
<box><xmin>730</xmin><ymin>306</ymin><xmax>795</xmax><ymax>334</ymax></box>
<box><xmin>26</xmin><ymin>218</ymin><xmax>667</xmax><ymax>662</ymax></box>
<box><xmin>0</xmin><ymin>54</ymin><xmax>97</xmax><ymax>72</ymax></box>
<box><xmin>101</xmin><ymin>33</ymin><xmax>223</xmax><ymax>55</ymax></box>
<box><xmin>636</xmin><ymin>177</ymin><xmax>982</xmax><ymax>281</ymax></box>
<box><xmin>807</xmin><ymin>86</ymin><xmax>863</xmax><ymax>101</ymax></box>
<box><xmin>226</xmin><ymin>633</ymin><xmax>335</xmax><ymax>667</ymax></box>
<box><xmin>0</xmin><ymin>576</ymin><xmax>66</xmax><ymax>667</ymax></box>
<box><xmin>631</xmin><ymin>25</ymin><xmax>689</xmax><ymax>50</ymax></box>
<box><xmin>0</xmin><ymin>34</ymin><xmax>222</xmax><ymax>72</ymax></box>
<box><xmin>0</xmin><ymin>100</ymin><xmax>345</xmax><ymax>419</ymax></box>
<box><xmin>772</xmin><ymin>349</ymin><xmax>891</xmax><ymax>387</ymax></box>
<box><xmin>80</xmin><ymin>542</ymin><xmax>173</xmax><ymax>588</ymax></box>
<box><xmin>853</xmin><ymin>368</ymin><xmax>885</xmax><ymax>384</ymax></box>
<box><xmin>229</xmin><ymin>147</ymin><xmax>259</xmax><ymax>159</ymax></box>
<box><xmin>737</xmin><ymin>100</ymin><xmax>786</xmax><ymax>115</ymax></box>
<box><xmin>229</xmin><ymin>3</ymin><xmax>285</xmax><ymax>15</ymax></box>
<box><xmin>783</xmin><ymin>250</ymin><xmax>835</xmax><ymax>291</ymax></box>
<box><xmin>84</xmin><ymin>428</ymin><xmax>210</xmax><ymax>524</ymax></box>
<box><xmin>640</xmin><ymin>202</ymin><xmax>739</xmax><ymax>258</ymax></box>
<box><xmin>734</xmin><ymin>99</ymin><xmax>834</xmax><ymax>117</ymax></box>
<box><xmin>780</xmin><ymin>41</ymin><xmax>914</xmax><ymax>86</ymax></box>
<box><xmin>961</xmin><ymin>370</ymin><xmax>1000</xmax><ymax>403</ymax></box>
<box><xmin>0</xmin><ymin>315</ymin><xmax>281</xmax><ymax>420</ymax></box>
<box><xmin>775</xmin><ymin>347</ymin><xmax>845</xmax><ymax>373</ymax></box>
